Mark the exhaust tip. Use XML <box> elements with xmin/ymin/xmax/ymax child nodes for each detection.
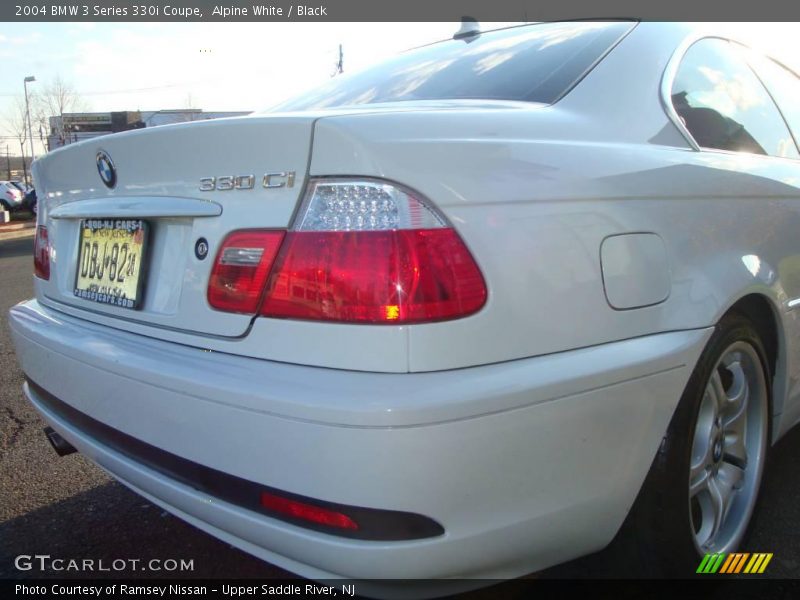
<box><xmin>43</xmin><ymin>426</ymin><xmax>77</xmax><ymax>457</ymax></box>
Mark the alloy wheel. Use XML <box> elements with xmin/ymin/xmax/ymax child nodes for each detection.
<box><xmin>688</xmin><ymin>341</ymin><xmax>768</xmax><ymax>553</ymax></box>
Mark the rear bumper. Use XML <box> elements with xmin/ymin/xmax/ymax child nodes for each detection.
<box><xmin>9</xmin><ymin>298</ymin><xmax>711</xmax><ymax>579</ymax></box>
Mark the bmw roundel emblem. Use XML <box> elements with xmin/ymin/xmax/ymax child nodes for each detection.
<box><xmin>195</xmin><ymin>237</ymin><xmax>209</xmax><ymax>260</ymax></box>
<box><xmin>96</xmin><ymin>150</ymin><xmax>117</xmax><ymax>189</ymax></box>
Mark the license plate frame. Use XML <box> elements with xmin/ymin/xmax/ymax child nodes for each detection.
<box><xmin>73</xmin><ymin>219</ymin><xmax>149</xmax><ymax>310</ymax></box>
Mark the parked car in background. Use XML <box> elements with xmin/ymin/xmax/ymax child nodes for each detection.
<box><xmin>0</xmin><ymin>181</ymin><xmax>24</xmax><ymax>211</ymax></box>
<box><xmin>24</xmin><ymin>187</ymin><xmax>37</xmax><ymax>215</ymax></box>
<box><xmin>8</xmin><ymin>21</ymin><xmax>800</xmax><ymax>591</ymax></box>
<box><xmin>9</xmin><ymin>180</ymin><xmax>31</xmax><ymax>193</ymax></box>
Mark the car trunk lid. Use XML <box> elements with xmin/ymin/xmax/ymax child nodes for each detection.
<box><xmin>34</xmin><ymin>114</ymin><xmax>313</xmax><ymax>337</ymax></box>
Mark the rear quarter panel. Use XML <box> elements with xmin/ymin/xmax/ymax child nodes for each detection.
<box><xmin>307</xmin><ymin>23</ymin><xmax>800</xmax><ymax>435</ymax></box>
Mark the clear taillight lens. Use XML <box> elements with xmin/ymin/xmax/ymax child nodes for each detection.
<box><xmin>294</xmin><ymin>179</ymin><xmax>446</xmax><ymax>232</ymax></box>
<box><xmin>33</xmin><ymin>225</ymin><xmax>50</xmax><ymax>280</ymax></box>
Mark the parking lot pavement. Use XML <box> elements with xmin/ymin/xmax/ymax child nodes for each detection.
<box><xmin>0</xmin><ymin>224</ymin><xmax>35</xmax><ymax>242</ymax></box>
<box><xmin>1</xmin><ymin>235</ymin><xmax>799</xmax><ymax>581</ymax></box>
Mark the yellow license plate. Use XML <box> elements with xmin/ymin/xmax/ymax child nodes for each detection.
<box><xmin>74</xmin><ymin>219</ymin><xmax>148</xmax><ymax>309</ymax></box>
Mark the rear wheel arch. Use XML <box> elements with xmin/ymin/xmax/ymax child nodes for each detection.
<box><xmin>608</xmin><ymin>309</ymin><xmax>774</xmax><ymax>575</ymax></box>
<box><xmin>721</xmin><ymin>293</ymin><xmax>782</xmax><ymax>425</ymax></box>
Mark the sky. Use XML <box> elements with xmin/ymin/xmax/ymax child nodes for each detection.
<box><xmin>0</xmin><ymin>21</ymin><xmax>470</xmax><ymax>155</ymax></box>
<box><xmin>1</xmin><ymin>22</ymin><xmax>799</xmax><ymax>156</ymax></box>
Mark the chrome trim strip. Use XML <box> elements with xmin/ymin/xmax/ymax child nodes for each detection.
<box><xmin>50</xmin><ymin>196</ymin><xmax>222</xmax><ymax>219</ymax></box>
<box><xmin>659</xmin><ymin>31</ymin><xmax>719</xmax><ymax>152</ymax></box>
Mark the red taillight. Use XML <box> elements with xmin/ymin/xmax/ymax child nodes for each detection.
<box><xmin>260</xmin><ymin>491</ymin><xmax>359</xmax><ymax>530</ymax></box>
<box><xmin>260</xmin><ymin>229</ymin><xmax>486</xmax><ymax>323</ymax></box>
<box><xmin>207</xmin><ymin>179</ymin><xmax>487</xmax><ymax>322</ymax></box>
<box><xmin>33</xmin><ymin>226</ymin><xmax>50</xmax><ymax>280</ymax></box>
<box><xmin>207</xmin><ymin>230</ymin><xmax>285</xmax><ymax>313</ymax></box>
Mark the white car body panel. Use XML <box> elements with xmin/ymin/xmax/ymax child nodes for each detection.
<box><xmin>10</xmin><ymin>299</ymin><xmax>711</xmax><ymax>582</ymax></box>
<box><xmin>8</xmin><ymin>20</ymin><xmax>800</xmax><ymax>584</ymax></box>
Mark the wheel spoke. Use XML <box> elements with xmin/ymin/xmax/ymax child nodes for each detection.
<box><xmin>718</xmin><ymin>461</ymin><xmax>745</xmax><ymax>493</ymax></box>
<box><xmin>724</xmin><ymin>360</ymin><xmax>747</xmax><ymax>405</ymax></box>
<box><xmin>722</xmin><ymin>360</ymin><xmax>749</xmax><ymax>469</ymax></box>
<box><xmin>704</xmin><ymin>465</ymin><xmax>741</xmax><ymax>547</ymax></box>
<box><xmin>724</xmin><ymin>432</ymin><xmax>748</xmax><ymax>469</ymax></box>
<box><xmin>709</xmin><ymin>369</ymin><xmax>728</xmax><ymax>418</ymax></box>
<box><xmin>706</xmin><ymin>476</ymin><xmax>726</xmax><ymax>543</ymax></box>
<box><xmin>692</xmin><ymin>389</ymin><xmax>717</xmax><ymax>476</ymax></box>
<box><xmin>724</xmin><ymin>405</ymin><xmax>748</xmax><ymax>446</ymax></box>
<box><xmin>690</xmin><ymin>465</ymin><xmax>710</xmax><ymax>498</ymax></box>
<box><xmin>723</xmin><ymin>361</ymin><xmax>749</xmax><ymax>426</ymax></box>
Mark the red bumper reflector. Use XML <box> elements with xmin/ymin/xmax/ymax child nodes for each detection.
<box><xmin>259</xmin><ymin>491</ymin><xmax>359</xmax><ymax>531</ymax></box>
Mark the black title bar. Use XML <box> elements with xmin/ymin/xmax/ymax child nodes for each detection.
<box><xmin>4</xmin><ymin>578</ymin><xmax>800</xmax><ymax>599</ymax></box>
<box><xmin>3</xmin><ymin>0</ymin><xmax>800</xmax><ymax>22</ymax></box>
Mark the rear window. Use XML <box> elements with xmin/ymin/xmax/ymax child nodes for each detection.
<box><xmin>274</xmin><ymin>21</ymin><xmax>635</xmax><ymax>111</ymax></box>
<box><xmin>671</xmin><ymin>38</ymin><xmax>799</xmax><ymax>159</ymax></box>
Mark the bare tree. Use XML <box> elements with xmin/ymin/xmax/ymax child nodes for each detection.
<box><xmin>34</xmin><ymin>75</ymin><xmax>89</xmax><ymax>148</ymax></box>
<box><xmin>30</xmin><ymin>94</ymin><xmax>51</xmax><ymax>152</ymax></box>
<box><xmin>4</xmin><ymin>97</ymin><xmax>31</xmax><ymax>184</ymax></box>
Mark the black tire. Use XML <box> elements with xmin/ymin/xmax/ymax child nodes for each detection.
<box><xmin>612</xmin><ymin>313</ymin><xmax>772</xmax><ymax>576</ymax></box>
<box><xmin>0</xmin><ymin>199</ymin><xmax>10</xmax><ymax>211</ymax></box>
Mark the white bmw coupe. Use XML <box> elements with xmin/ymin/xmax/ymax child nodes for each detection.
<box><xmin>9</xmin><ymin>20</ymin><xmax>800</xmax><ymax>587</ymax></box>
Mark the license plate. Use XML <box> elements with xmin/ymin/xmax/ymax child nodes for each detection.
<box><xmin>74</xmin><ymin>219</ymin><xmax>148</xmax><ymax>309</ymax></box>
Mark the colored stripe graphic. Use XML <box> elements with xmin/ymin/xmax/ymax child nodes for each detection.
<box><xmin>696</xmin><ymin>554</ymin><xmax>711</xmax><ymax>573</ymax></box>
<box><xmin>733</xmin><ymin>553</ymin><xmax>750</xmax><ymax>573</ymax></box>
<box><xmin>719</xmin><ymin>553</ymin><xmax>748</xmax><ymax>573</ymax></box>
<box><xmin>698</xmin><ymin>552</ymin><xmax>773</xmax><ymax>574</ymax></box>
<box><xmin>697</xmin><ymin>553</ymin><xmax>726</xmax><ymax>573</ymax></box>
<box><xmin>744</xmin><ymin>553</ymin><xmax>774</xmax><ymax>574</ymax></box>
<box><xmin>759</xmin><ymin>553</ymin><xmax>773</xmax><ymax>573</ymax></box>
<box><xmin>719</xmin><ymin>553</ymin><xmax>735</xmax><ymax>573</ymax></box>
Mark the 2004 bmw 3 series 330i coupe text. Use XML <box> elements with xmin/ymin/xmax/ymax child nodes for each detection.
<box><xmin>9</xmin><ymin>20</ymin><xmax>800</xmax><ymax>589</ymax></box>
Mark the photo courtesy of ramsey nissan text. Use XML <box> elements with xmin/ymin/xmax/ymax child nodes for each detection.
<box><xmin>2</xmin><ymin>1</ymin><xmax>800</xmax><ymax>599</ymax></box>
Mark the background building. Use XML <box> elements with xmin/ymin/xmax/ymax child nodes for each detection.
<box><xmin>48</xmin><ymin>109</ymin><xmax>251</xmax><ymax>150</ymax></box>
